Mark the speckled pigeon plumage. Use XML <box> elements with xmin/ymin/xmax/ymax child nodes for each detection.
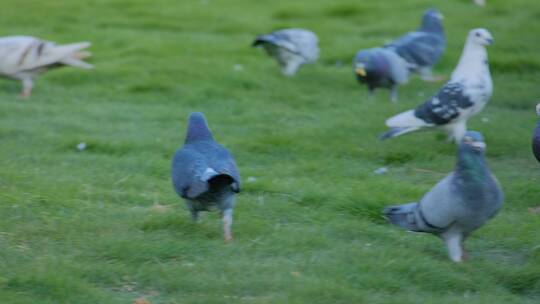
<box><xmin>171</xmin><ymin>112</ymin><xmax>241</xmax><ymax>242</ymax></box>
<box><xmin>0</xmin><ymin>36</ymin><xmax>92</xmax><ymax>97</ymax></box>
<box><xmin>383</xmin><ymin>131</ymin><xmax>503</xmax><ymax>262</ymax></box>
<box><xmin>252</xmin><ymin>28</ymin><xmax>319</xmax><ymax>76</ymax></box>
<box><xmin>385</xmin><ymin>9</ymin><xmax>445</xmax><ymax>81</ymax></box>
<box><xmin>380</xmin><ymin>28</ymin><xmax>494</xmax><ymax>143</ymax></box>
<box><xmin>532</xmin><ymin>103</ymin><xmax>540</xmax><ymax>162</ymax></box>
<box><xmin>353</xmin><ymin>47</ymin><xmax>410</xmax><ymax>102</ymax></box>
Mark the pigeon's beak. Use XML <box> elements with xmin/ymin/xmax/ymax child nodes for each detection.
<box><xmin>355</xmin><ymin>67</ymin><xmax>367</xmax><ymax>77</ymax></box>
<box><xmin>485</xmin><ymin>38</ymin><xmax>494</xmax><ymax>45</ymax></box>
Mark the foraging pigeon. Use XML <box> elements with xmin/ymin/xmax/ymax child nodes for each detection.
<box><xmin>252</xmin><ymin>28</ymin><xmax>319</xmax><ymax>76</ymax></box>
<box><xmin>385</xmin><ymin>9</ymin><xmax>445</xmax><ymax>81</ymax></box>
<box><xmin>353</xmin><ymin>47</ymin><xmax>410</xmax><ymax>102</ymax></box>
<box><xmin>171</xmin><ymin>112</ymin><xmax>241</xmax><ymax>242</ymax></box>
<box><xmin>380</xmin><ymin>28</ymin><xmax>494</xmax><ymax>143</ymax></box>
<box><xmin>532</xmin><ymin>103</ymin><xmax>540</xmax><ymax>162</ymax></box>
<box><xmin>0</xmin><ymin>36</ymin><xmax>92</xmax><ymax>97</ymax></box>
<box><xmin>383</xmin><ymin>131</ymin><xmax>503</xmax><ymax>262</ymax></box>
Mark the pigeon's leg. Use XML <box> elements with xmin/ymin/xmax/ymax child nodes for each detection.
<box><xmin>187</xmin><ymin>201</ymin><xmax>200</xmax><ymax>222</ymax></box>
<box><xmin>190</xmin><ymin>210</ymin><xmax>200</xmax><ymax>222</ymax></box>
<box><xmin>442</xmin><ymin>232</ymin><xmax>465</xmax><ymax>262</ymax></box>
<box><xmin>221</xmin><ymin>208</ymin><xmax>233</xmax><ymax>242</ymax></box>
<box><xmin>367</xmin><ymin>86</ymin><xmax>375</xmax><ymax>100</ymax></box>
<box><xmin>20</xmin><ymin>78</ymin><xmax>34</xmax><ymax>98</ymax></box>
<box><xmin>282</xmin><ymin>60</ymin><xmax>301</xmax><ymax>76</ymax></box>
<box><xmin>390</xmin><ymin>85</ymin><xmax>398</xmax><ymax>103</ymax></box>
<box><xmin>419</xmin><ymin>67</ymin><xmax>444</xmax><ymax>82</ymax></box>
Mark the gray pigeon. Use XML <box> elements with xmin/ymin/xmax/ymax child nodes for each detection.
<box><xmin>385</xmin><ymin>9</ymin><xmax>445</xmax><ymax>81</ymax></box>
<box><xmin>171</xmin><ymin>112</ymin><xmax>241</xmax><ymax>242</ymax></box>
<box><xmin>353</xmin><ymin>47</ymin><xmax>410</xmax><ymax>102</ymax></box>
<box><xmin>380</xmin><ymin>28</ymin><xmax>494</xmax><ymax>143</ymax></box>
<box><xmin>0</xmin><ymin>36</ymin><xmax>92</xmax><ymax>97</ymax></box>
<box><xmin>252</xmin><ymin>28</ymin><xmax>319</xmax><ymax>76</ymax></box>
<box><xmin>532</xmin><ymin>103</ymin><xmax>540</xmax><ymax>162</ymax></box>
<box><xmin>383</xmin><ymin>131</ymin><xmax>503</xmax><ymax>262</ymax></box>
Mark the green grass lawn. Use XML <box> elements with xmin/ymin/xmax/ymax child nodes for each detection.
<box><xmin>1</xmin><ymin>0</ymin><xmax>540</xmax><ymax>303</ymax></box>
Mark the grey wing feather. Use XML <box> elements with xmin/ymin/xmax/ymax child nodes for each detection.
<box><xmin>256</xmin><ymin>29</ymin><xmax>319</xmax><ymax>62</ymax></box>
<box><xmin>386</xmin><ymin>32</ymin><xmax>445</xmax><ymax>68</ymax></box>
<box><xmin>417</xmin><ymin>174</ymin><xmax>460</xmax><ymax>230</ymax></box>
<box><xmin>207</xmin><ymin>144</ymin><xmax>241</xmax><ymax>192</ymax></box>
<box><xmin>171</xmin><ymin>147</ymin><xmax>209</xmax><ymax>199</ymax></box>
<box><xmin>413</xmin><ymin>82</ymin><xmax>474</xmax><ymax>125</ymax></box>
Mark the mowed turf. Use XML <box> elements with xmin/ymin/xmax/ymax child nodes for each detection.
<box><xmin>1</xmin><ymin>0</ymin><xmax>540</xmax><ymax>303</ymax></box>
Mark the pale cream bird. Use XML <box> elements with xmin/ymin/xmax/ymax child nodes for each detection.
<box><xmin>0</xmin><ymin>36</ymin><xmax>92</xmax><ymax>98</ymax></box>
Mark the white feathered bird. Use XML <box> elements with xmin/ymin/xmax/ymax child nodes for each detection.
<box><xmin>0</xmin><ymin>36</ymin><xmax>92</xmax><ymax>97</ymax></box>
<box><xmin>380</xmin><ymin>28</ymin><xmax>493</xmax><ymax>143</ymax></box>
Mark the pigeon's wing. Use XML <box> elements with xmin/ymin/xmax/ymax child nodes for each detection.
<box><xmin>207</xmin><ymin>144</ymin><xmax>241</xmax><ymax>192</ymax></box>
<box><xmin>533</xmin><ymin>124</ymin><xmax>540</xmax><ymax>162</ymax></box>
<box><xmin>383</xmin><ymin>174</ymin><xmax>457</xmax><ymax>233</ymax></box>
<box><xmin>253</xmin><ymin>32</ymin><xmax>299</xmax><ymax>53</ymax></box>
<box><xmin>386</xmin><ymin>32</ymin><xmax>445</xmax><ymax>68</ymax></box>
<box><xmin>417</xmin><ymin>173</ymin><xmax>461</xmax><ymax>231</ymax></box>
<box><xmin>282</xmin><ymin>29</ymin><xmax>319</xmax><ymax>62</ymax></box>
<box><xmin>384</xmin><ymin>49</ymin><xmax>410</xmax><ymax>85</ymax></box>
<box><xmin>0</xmin><ymin>36</ymin><xmax>92</xmax><ymax>75</ymax></box>
<box><xmin>171</xmin><ymin>146</ymin><xmax>210</xmax><ymax>199</ymax></box>
<box><xmin>253</xmin><ymin>29</ymin><xmax>318</xmax><ymax>62</ymax></box>
<box><xmin>413</xmin><ymin>82</ymin><xmax>474</xmax><ymax>125</ymax></box>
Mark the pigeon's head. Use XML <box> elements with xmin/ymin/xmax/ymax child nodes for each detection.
<box><xmin>535</xmin><ymin>103</ymin><xmax>540</xmax><ymax>116</ymax></box>
<box><xmin>420</xmin><ymin>9</ymin><xmax>444</xmax><ymax>32</ymax></box>
<box><xmin>185</xmin><ymin>112</ymin><xmax>214</xmax><ymax>143</ymax></box>
<box><xmin>460</xmin><ymin>131</ymin><xmax>486</xmax><ymax>153</ymax></box>
<box><xmin>468</xmin><ymin>28</ymin><xmax>494</xmax><ymax>46</ymax></box>
<box><xmin>354</xmin><ymin>49</ymin><xmax>379</xmax><ymax>78</ymax></box>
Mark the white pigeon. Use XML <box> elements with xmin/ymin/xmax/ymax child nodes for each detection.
<box><xmin>380</xmin><ymin>28</ymin><xmax>493</xmax><ymax>143</ymax></box>
<box><xmin>252</xmin><ymin>28</ymin><xmax>319</xmax><ymax>76</ymax></box>
<box><xmin>0</xmin><ymin>36</ymin><xmax>92</xmax><ymax>97</ymax></box>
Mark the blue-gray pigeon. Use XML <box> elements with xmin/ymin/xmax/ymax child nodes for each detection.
<box><xmin>533</xmin><ymin>103</ymin><xmax>540</xmax><ymax>162</ymax></box>
<box><xmin>353</xmin><ymin>47</ymin><xmax>410</xmax><ymax>102</ymax></box>
<box><xmin>385</xmin><ymin>9</ymin><xmax>445</xmax><ymax>82</ymax></box>
<box><xmin>171</xmin><ymin>112</ymin><xmax>241</xmax><ymax>242</ymax></box>
<box><xmin>0</xmin><ymin>36</ymin><xmax>92</xmax><ymax>97</ymax></box>
<box><xmin>252</xmin><ymin>28</ymin><xmax>319</xmax><ymax>76</ymax></box>
<box><xmin>383</xmin><ymin>131</ymin><xmax>503</xmax><ymax>262</ymax></box>
<box><xmin>380</xmin><ymin>28</ymin><xmax>494</xmax><ymax>143</ymax></box>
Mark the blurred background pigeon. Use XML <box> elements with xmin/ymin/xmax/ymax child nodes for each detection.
<box><xmin>0</xmin><ymin>36</ymin><xmax>92</xmax><ymax>97</ymax></box>
<box><xmin>383</xmin><ymin>131</ymin><xmax>503</xmax><ymax>262</ymax></box>
<box><xmin>380</xmin><ymin>28</ymin><xmax>493</xmax><ymax>143</ymax></box>
<box><xmin>532</xmin><ymin>103</ymin><xmax>540</xmax><ymax>162</ymax></box>
<box><xmin>385</xmin><ymin>9</ymin><xmax>445</xmax><ymax>82</ymax></box>
<box><xmin>252</xmin><ymin>28</ymin><xmax>319</xmax><ymax>76</ymax></box>
<box><xmin>353</xmin><ymin>47</ymin><xmax>410</xmax><ymax>102</ymax></box>
<box><xmin>474</xmin><ymin>0</ymin><xmax>486</xmax><ymax>6</ymax></box>
<box><xmin>171</xmin><ymin>112</ymin><xmax>241</xmax><ymax>242</ymax></box>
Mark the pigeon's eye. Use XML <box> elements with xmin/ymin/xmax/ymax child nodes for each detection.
<box><xmin>475</xmin><ymin>32</ymin><xmax>481</xmax><ymax>37</ymax></box>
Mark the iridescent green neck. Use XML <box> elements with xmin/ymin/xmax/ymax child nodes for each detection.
<box><xmin>456</xmin><ymin>146</ymin><xmax>488</xmax><ymax>183</ymax></box>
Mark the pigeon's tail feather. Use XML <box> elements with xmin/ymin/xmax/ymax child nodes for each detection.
<box><xmin>386</xmin><ymin>110</ymin><xmax>426</xmax><ymax>128</ymax></box>
<box><xmin>383</xmin><ymin>202</ymin><xmax>424</xmax><ymax>232</ymax></box>
<box><xmin>379</xmin><ymin>126</ymin><xmax>420</xmax><ymax>140</ymax></box>
<box><xmin>252</xmin><ymin>35</ymin><xmax>278</xmax><ymax>47</ymax></box>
